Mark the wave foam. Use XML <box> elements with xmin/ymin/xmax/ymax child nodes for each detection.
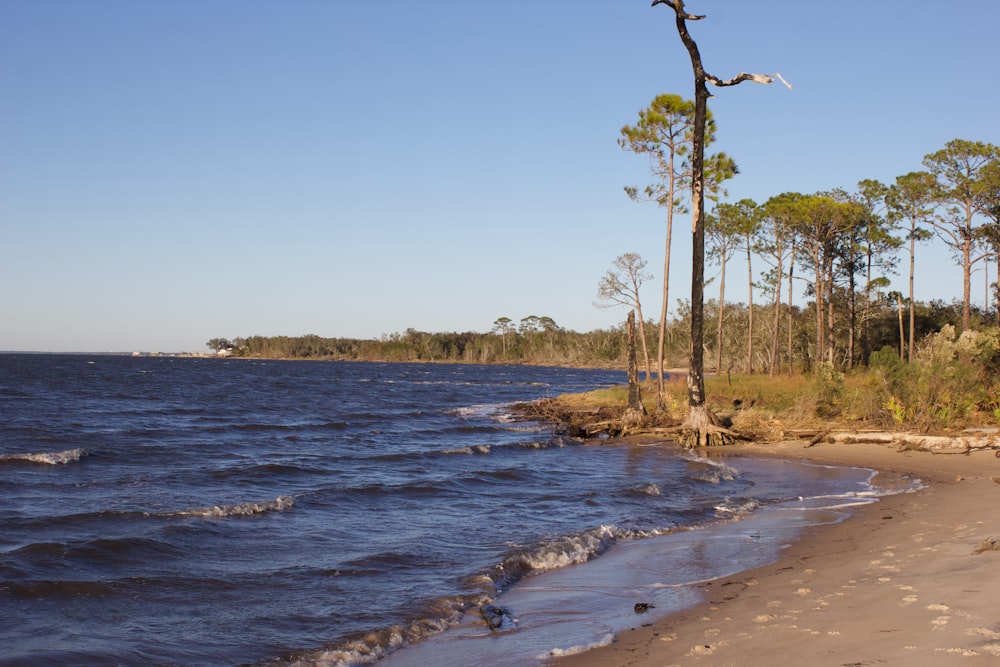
<box><xmin>714</xmin><ymin>498</ymin><xmax>760</xmax><ymax>516</ymax></box>
<box><xmin>167</xmin><ymin>495</ymin><xmax>294</xmax><ymax>518</ymax></box>
<box><xmin>685</xmin><ymin>453</ymin><xmax>741</xmax><ymax>484</ymax></box>
<box><xmin>440</xmin><ymin>445</ymin><xmax>491</xmax><ymax>456</ymax></box>
<box><xmin>540</xmin><ymin>633</ymin><xmax>615</xmax><ymax>660</ymax></box>
<box><xmin>626</xmin><ymin>482</ymin><xmax>662</xmax><ymax>497</ymax></box>
<box><xmin>0</xmin><ymin>448</ymin><xmax>86</xmax><ymax>465</ymax></box>
<box><xmin>287</xmin><ymin>600</ymin><xmax>464</xmax><ymax>667</ymax></box>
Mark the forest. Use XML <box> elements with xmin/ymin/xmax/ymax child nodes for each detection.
<box><xmin>206</xmin><ymin>297</ymin><xmax>983</xmax><ymax>371</ymax></box>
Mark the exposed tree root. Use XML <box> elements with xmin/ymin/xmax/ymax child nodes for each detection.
<box><xmin>679</xmin><ymin>404</ymin><xmax>741</xmax><ymax>448</ymax></box>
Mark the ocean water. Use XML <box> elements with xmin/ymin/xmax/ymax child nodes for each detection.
<box><xmin>0</xmin><ymin>355</ymin><xmax>899</xmax><ymax>666</ymax></box>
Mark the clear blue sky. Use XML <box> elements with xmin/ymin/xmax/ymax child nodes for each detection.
<box><xmin>2</xmin><ymin>1</ymin><xmax>998</xmax><ymax>352</ymax></box>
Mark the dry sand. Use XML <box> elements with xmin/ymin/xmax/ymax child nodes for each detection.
<box><xmin>552</xmin><ymin>439</ymin><xmax>1000</xmax><ymax>666</ymax></box>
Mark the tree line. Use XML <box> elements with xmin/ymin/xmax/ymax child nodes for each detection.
<box><xmin>608</xmin><ymin>78</ymin><xmax>999</xmax><ymax>389</ymax></box>
<box><xmin>206</xmin><ymin>318</ymin><xmax>630</xmax><ymax>366</ymax></box>
<box><xmin>206</xmin><ymin>297</ymin><xmax>981</xmax><ymax>370</ymax></box>
<box><xmin>600</xmin><ymin>137</ymin><xmax>1000</xmax><ymax>384</ymax></box>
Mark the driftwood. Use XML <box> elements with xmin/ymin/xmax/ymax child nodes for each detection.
<box><xmin>808</xmin><ymin>430</ymin><xmax>1000</xmax><ymax>455</ymax></box>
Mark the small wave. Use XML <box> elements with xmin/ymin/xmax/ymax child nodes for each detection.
<box><xmin>163</xmin><ymin>495</ymin><xmax>294</xmax><ymax>518</ymax></box>
<box><xmin>448</xmin><ymin>403</ymin><xmax>522</xmax><ymax>424</ymax></box>
<box><xmin>713</xmin><ymin>498</ymin><xmax>760</xmax><ymax>516</ymax></box>
<box><xmin>516</xmin><ymin>439</ymin><xmax>566</xmax><ymax>450</ymax></box>
<box><xmin>0</xmin><ymin>447</ymin><xmax>85</xmax><ymax>465</ymax></box>
<box><xmin>685</xmin><ymin>454</ymin><xmax>740</xmax><ymax>484</ymax></box>
<box><xmin>284</xmin><ymin>599</ymin><xmax>466</xmax><ymax>667</ymax></box>
<box><xmin>625</xmin><ymin>482</ymin><xmax>662</xmax><ymax>497</ymax></box>
<box><xmin>440</xmin><ymin>444</ymin><xmax>492</xmax><ymax>456</ymax></box>
<box><xmin>449</xmin><ymin>404</ymin><xmax>502</xmax><ymax>418</ymax></box>
<box><xmin>488</xmin><ymin>525</ymin><xmax>621</xmax><ymax>592</ymax></box>
<box><xmin>541</xmin><ymin>634</ymin><xmax>615</xmax><ymax>660</ymax></box>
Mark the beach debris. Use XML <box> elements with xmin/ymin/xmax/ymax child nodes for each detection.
<box><xmin>973</xmin><ymin>537</ymin><xmax>1000</xmax><ymax>554</ymax></box>
<box><xmin>812</xmin><ymin>430</ymin><xmax>1000</xmax><ymax>455</ymax></box>
<box><xmin>634</xmin><ymin>602</ymin><xmax>655</xmax><ymax>613</ymax></box>
<box><xmin>480</xmin><ymin>604</ymin><xmax>516</xmax><ymax>630</ymax></box>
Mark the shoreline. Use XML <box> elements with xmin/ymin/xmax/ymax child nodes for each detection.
<box><xmin>551</xmin><ymin>440</ymin><xmax>1000</xmax><ymax>666</ymax></box>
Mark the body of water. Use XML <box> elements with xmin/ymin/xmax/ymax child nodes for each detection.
<box><xmin>0</xmin><ymin>355</ymin><xmax>901</xmax><ymax>666</ymax></box>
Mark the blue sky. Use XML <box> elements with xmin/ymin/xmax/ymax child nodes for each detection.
<box><xmin>2</xmin><ymin>1</ymin><xmax>999</xmax><ymax>352</ymax></box>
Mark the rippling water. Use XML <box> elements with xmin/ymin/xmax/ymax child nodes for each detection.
<box><xmin>0</xmin><ymin>355</ymin><xmax>890</xmax><ymax>666</ymax></box>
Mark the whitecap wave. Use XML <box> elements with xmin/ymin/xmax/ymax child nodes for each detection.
<box><xmin>540</xmin><ymin>634</ymin><xmax>615</xmax><ymax>660</ymax></box>
<box><xmin>626</xmin><ymin>482</ymin><xmax>662</xmax><ymax>497</ymax></box>
<box><xmin>685</xmin><ymin>453</ymin><xmax>741</xmax><ymax>484</ymax></box>
<box><xmin>449</xmin><ymin>403</ymin><xmax>523</xmax><ymax>425</ymax></box>
<box><xmin>0</xmin><ymin>448</ymin><xmax>86</xmax><ymax>465</ymax></box>
<box><xmin>713</xmin><ymin>498</ymin><xmax>760</xmax><ymax>516</ymax></box>
<box><xmin>488</xmin><ymin>525</ymin><xmax>623</xmax><ymax>593</ymax></box>
<box><xmin>287</xmin><ymin>599</ymin><xmax>465</xmax><ymax>667</ymax></box>
<box><xmin>167</xmin><ymin>495</ymin><xmax>294</xmax><ymax>518</ymax></box>
<box><xmin>440</xmin><ymin>445</ymin><xmax>491</xmax><ymax>456</ymax></box>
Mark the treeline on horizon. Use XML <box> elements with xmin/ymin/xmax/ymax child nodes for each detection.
<box><xmin>206</xmin><ymin>297</ymin><xmax>987</xmax><ymax>371</ymax></box>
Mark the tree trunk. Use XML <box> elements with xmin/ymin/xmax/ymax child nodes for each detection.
<box><xmin>655</xmin><ymin>179</ymin><xmax>676</xmax><ymax>413</ymax></box>
<box><xmin>636</xmin><ymin>306</ymin><xmax>653</xmax><ymax>383</ymax></box>
<box><xmin>657</xmin><ymin>0</ymin><xmax>777</xmax><ymax>444</ymax></box>
<box><xmin>768</xmin><ymin>238</ymin><xmax>783</xmax><ymax>377</ymax></box>
<box><xmin>908</xmin><ymin>220</ymin><xmax>916</xmax><ymax>362</ymax></box>
<box><xmin>826</xmin><ymin>260</ymin><xmax>836</xmax><ymax>366</ymax></box>
<box><xmin>787</xmin><ymin>238</ymin><xmax>795</xmax><ymax>375</ymax></box>
<box><xmin>715</xmin><ymin>254</ymin><xmax>726</xmax><ymax>375</ymax></box>
<box><xmin>897</xmin><ymin>293</ymin><xmax>906</xmax><ymax>361</ymax></box>
<box><xmin>847</xmin><ymin>254</ymin><xmax>857</xmax><ymax>369</ymax></box>
<box><xmin>963</xmin><ymin>233</ymin><xmax>972</xmax><ymax>331</ymax></box>
<box><xmin>745</xmin><ymin>239</ymin><xmax>754</xmax><ymax>373</ymax></box>
<box><xmin>624</xmin><ymin>310</ymin><xmax>647</xmax><ymax>426</ymax></box>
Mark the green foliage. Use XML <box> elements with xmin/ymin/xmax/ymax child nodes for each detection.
<box><xmin>865</xmin><ymin>325</ymin><xmax>1000</xmax><ymax>430</ymax></box>
<box><xmin>812</xmin><ymin>362</ymin><xmax>845</xmax><ymax>418</ymax></box>
<box><xmin>211</xmin><ymin>319</ymin><xmax>630</xmax><ymax>366</ymax></box>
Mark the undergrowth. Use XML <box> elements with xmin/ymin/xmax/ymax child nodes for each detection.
<box><xmin>541</xmin><ymin>325</ymin><xmax>1000</xmax><ymax>438</ymax></box>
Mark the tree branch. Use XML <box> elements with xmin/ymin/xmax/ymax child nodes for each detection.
<box><xmin>706</xmin><ymin>71</ymin><xmax>794</xmax><ymax>89</ymax></box>
<box><xmin>654</xmin><ymin>2</ymin><xmax>794</xmax><ymax>91</ymax></box>
<box><xmin>650</xmin><ymin>0</ymin><xmax>704</xmax><ymax>21</ymax></box>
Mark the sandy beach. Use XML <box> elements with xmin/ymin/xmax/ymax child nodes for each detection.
<box><xmin>553</xmin><ymin>439</ymin><xmax>1000</xmax><ymax>666</ymax></box>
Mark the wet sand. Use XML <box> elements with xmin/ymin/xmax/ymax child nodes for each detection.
<box><xmin>551</xmin><ymin>439</ymin><xmax>1000</xmax><ymax>666</ymax></box>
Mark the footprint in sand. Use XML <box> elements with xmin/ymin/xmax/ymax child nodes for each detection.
<box><xmin>753</xmin><ymin>614</ymin><xmax>778</xmax><ymax>623</ymax></box>
<box><xmin>689</xmin><ymin>641</ymin><xmax>726</xmax><ymax>656</ymax></box>
<box><xmin>931</xmin><ymin>616</ymin><xmax>951</xmax><ymax>630</ymax></box>
<box><xmin>966</xmin><ymin>628</ymin><xmax>1000</xmax><ymax>640</ymax></box>
<box><xmin>901</xmin><ymin>595</ymin><xmax>919</xmax><ymax>606</ymax></box>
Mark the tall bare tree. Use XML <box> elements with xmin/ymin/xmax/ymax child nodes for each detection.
<box><xmin>596</xmin><ymin>253</ymin><xmax>654</xmax><ymax>381</ymax></box>
<box><xmin>653</xmin><ymin>0</ymin><xmax>786</xmax><ymax>446</ymax></box>
<box><xmin>619</xmin><ymin>94</ymin><xmax>736</xmax><ymax>409</ymax></box>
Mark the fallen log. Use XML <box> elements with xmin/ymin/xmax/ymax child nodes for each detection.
<box><xmin>812</xmin><ymin>431</ymin><xmax>1000</xmax><ymax>454</ymax></box>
